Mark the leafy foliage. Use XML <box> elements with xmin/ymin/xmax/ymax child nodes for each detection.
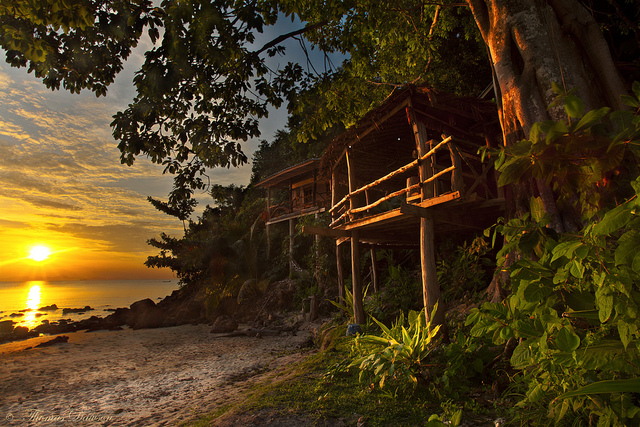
<box><xmin>350</xmin><ymin>306</ymin><xmax>441</xmax><ymax>394</ymax></box>
<box><xmin>0</xmin><ymin>0</ymin><xmax>160</xmax><ymax>95</ymax></box>
<box><xmin>145</xmin><ymin>185</ymin><xmax>269</xmax><ymax>305</ymax></box>
<box><xmin>436</xmin><ymin>235</ymin><xmax>494</xmax><ymax>303</ymax></box>
<box><xmin>467</xmin><ymin>86</ymin><xmax>640</xmax><ymax>425</ymax></box>
<box><xmin>490</xmin><ymin>82</ymin><xmax>640</xmax><ymax>220</ymax></box>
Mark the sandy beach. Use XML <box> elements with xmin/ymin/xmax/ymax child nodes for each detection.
<box><xmin>0</xmin><ymin>324</ymin><xmax>312</xmax><ymax>426</ymax></box>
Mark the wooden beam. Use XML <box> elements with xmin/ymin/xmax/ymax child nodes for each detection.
<box><xmin>302</xmin><ymin>225</ymin><xmax>350</xmax><ymax>238</ymax></box>
<box><xmin>350</xmin><ymin>98</ymin><xmax>411</xmax><ymax>149</ymax></box>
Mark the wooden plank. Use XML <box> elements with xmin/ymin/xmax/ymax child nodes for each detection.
<box><xmin>302</xmin><ymin>225</ymin><xmax>350</xmax><ymax>238</ymax></box>
<box><xmin>400</xmin><ymin>192</ymin><xmax>461</xmax><ymax>217</ymax></box>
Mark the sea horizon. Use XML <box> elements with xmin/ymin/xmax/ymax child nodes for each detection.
<box><xmin>0</xmin><ymin>279</ymin><xmax>180</xmax><ymax>330</ymax></box>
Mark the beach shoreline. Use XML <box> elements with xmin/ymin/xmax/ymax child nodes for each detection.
<box><xmin>0</xmin><ymin>323</ymin><xmax>313</xmax><ymax>426</ymax></box>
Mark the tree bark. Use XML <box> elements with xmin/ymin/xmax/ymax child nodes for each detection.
<box><xmin>465</xmin><ymin>0</ymin><xmax>629</xmax><ymax>230</ymax></box>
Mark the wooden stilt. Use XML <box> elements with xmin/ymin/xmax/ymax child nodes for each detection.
<box><xmin>351</xmin><ymin>231</ymin><xmax>365</xmax><ymax>324</ymax></box>
<box><xmin>420</xmin><ymin>213</ymin><xmax>445</xmax><ymax>326</ymax></box>
<box><xmin>266</xmin><ymin>187</ymin><xmax>271</xmax><ymax>258</ymax></box>
<box><xmin>370</xmin><ymin>247</ymin><xmax>379</xmax><ymax>293</ymax></box>
<box><xmin>289</xmin><ymin>218</ymin><xmax>295</xmax><ymax>277</ymax></box>
<box><xmin>409</xmin><ymin>102</ymin><xmax>447</xmax><ymax>335</ymax></box>
<box><xmin>337</xmin><ymin>242</ymin><xmax>345</xmax><ymax>301</ymax></box>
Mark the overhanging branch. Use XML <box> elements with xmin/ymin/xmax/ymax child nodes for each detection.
<box><xmin>254</xmin><ymin>21</ymin><xmax>328</xmax><ymax>55</ymax></box>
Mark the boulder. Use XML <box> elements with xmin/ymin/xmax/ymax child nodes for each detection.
<box><xmin>128</xmin><ymin>298</ymin><xmax>166</xmax><ymax>329</ymax></box>
<box><xmin>39</xmin><ymin>304</ymin><xmax>58</xmax><ymax>311</ymax></box>
<box><xmin>62</xmin><ymin>306</ymin><xmax>94</xmax><ymax>314</ymax></box>
<box><xmin>35</xmin><ymin>335</ymin><xmax>69</xmax><ymax>348</ymax></box>
<box><xmin>103</xmin><ymin>307</ymin><xmax>130</xmax><ymax>328</ymax></box>
<box><xmin>0</xmin><ymin>320</ymin><xmax>14</xmax><ymax>334</ymax></box>
<box><xmin>210</xmin><ymin>315</ymin><xmax>238</xmax><ymax>333</ymax></box>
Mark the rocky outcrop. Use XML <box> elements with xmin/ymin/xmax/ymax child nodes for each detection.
<box><xmin>210</xmin><ymin>315</ymin><xmax>238</xmax><ymax>333</ymax></box>
<box><xmin>35</xmin><ymin>335</ymin><xmax>69</xmax><ymax>348</ymax></box>
<box><xmin>0</xmin><ymin>325</ymin><xmax>38</xmax><ymax>343</ymax></box>
<box><xmin>0</xmin><ymin>320</ymin><xmax>14</xmax><ymax>334</ymax></box>
<box><xmin>128</xmin><ymin>299</ymin><xmax>165</xmax><ymax>329</ymax></box>
<box><xmin>62</xmin><ymin>306</ymin><xmax>94</xmax><ymax>314</ymax></box>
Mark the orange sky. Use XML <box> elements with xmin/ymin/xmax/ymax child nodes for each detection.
<box><xmin>0</xmin><ymin>28</ymin><xmax>303</xmax><ymax>282</ymax></box>
<box><xmin>0</xmin><ymin>59</ymin><xmax>218</xmax><ymax>282</ymax></box>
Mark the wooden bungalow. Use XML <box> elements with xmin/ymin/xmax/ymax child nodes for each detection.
<box><xmin>304</xmin><ymin>86</ymin><xmax>505</xmax><ymax>326</ymax></box>
<box><xmin>256</xmin><ymin>158</ymin><xmax>330</xmax><ymax>274</ymax></box>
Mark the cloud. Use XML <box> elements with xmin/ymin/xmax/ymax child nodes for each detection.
<box><xmin>48</xmin><ymin>222</ymin><xmax>162</xmax><ymax>253</ymax></box>
<box><xmin>0</xmin><ymin>218</ymin><xmax>28</xmax><ymax>228</ymax></box>
<box><xmin>23</xmin><ymin>197</ymin><xmax>83</xmax><ymax>211</ymax></box>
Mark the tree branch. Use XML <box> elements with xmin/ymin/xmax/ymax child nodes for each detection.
<box><xmin>254</xmin><ymin>21</ymin><xmax>328</xmax><ymax>55</ymax></box>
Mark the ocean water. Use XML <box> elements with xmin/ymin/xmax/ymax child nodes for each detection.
<box><xmin>0</xmin><ymin>279</ymin><xmax>180</xmax><ymax>330</ymax></box>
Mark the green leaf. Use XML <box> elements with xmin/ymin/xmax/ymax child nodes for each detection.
<box><xmin>511</xmin><ymin>341</ymin><xmax>533</xmax><ymax>369</ymax></box>
<box><xmin>555</xmin><ymin>327</ymin><xmax>580</xmax><ymax>352</ymax></box>
<box><xmin>573</xmin><ymin>107</ymin><xmax>610</xmax><ymax>133</ymax></box>
<box><xmin>596</xmin><ymin>291</ymin><xmax>614</xmax><ymax>323</ymax></box>
<box><xmin>564</xmin><ymin>94</ymin><xmax>585</xmax><ymax>118</ymax></box>
<box><xmin>621</xmin><ymin>95</ymin><xmax>639</xmax><ymax>109</ymax></box>
<box><xmin>592</xmin><ymin>204</ymin><xmax>632</xmax><ymax>236</ymax></box>
<box><xmin>618</xmin><ymin>321</ymin><xmax>631</xmax><ymax>350</ymax></box>
<box><xmin>557</xmin><ymin>378</ymin><xmax>640</xmax><ymax>400</ymax></box>
<box><xmin>545</xmin><ymin>121</ymin><xmax>569</xmax><ymax>144</ymax></box>
<box><xmin>498</xmin><ymin>157</ymin><xmax>532</xmax><ymax>186</ymax></box>
<box><xmin>523</xmin><ymin>281</ymin><xmax>552</xmax><ymax>303</ymax></box>
<box><xmin>551</xmin><ymin>241</ymin><xmax>582</xmax><ymax>262</ymax></box>
<box><xmin>615</xmin><ymin>231</ymin><xmax>640</xmax><ymax>269</ymax></box>
<box><xmin>570</xmin><ymin>260</ymin><xmax>584</xmax><ymax>279</ymax></box>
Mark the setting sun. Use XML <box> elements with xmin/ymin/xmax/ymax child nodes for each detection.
<box><xmin>28</xmin><ymin>245</ymin><xmax>52</xmax><ymax>262</ymax></box>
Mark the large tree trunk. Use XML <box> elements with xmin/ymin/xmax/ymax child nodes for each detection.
<box><xmin>467</xmin><ymin>0</ymin><xmax>629</xmax><ymax>231</ymax></box>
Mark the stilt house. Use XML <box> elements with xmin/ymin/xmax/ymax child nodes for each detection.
<box><xmin>256</xmin><ymin>158</ymin><xmax>329</xmax><ymax>274</ymax></box>
<box><xmin>304</xmin><ymin>86</ymin><xmax>505</xmax><ymax>325</ymax></box>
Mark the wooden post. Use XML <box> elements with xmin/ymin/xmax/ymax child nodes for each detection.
<box><xmin>332</xmin><ymin>169</ymin><xmax>345</xmax><ymax>300</ymax></box>
<box><xmin>351</xmin><ymin>230</ymin><xmax>365</xmax><ymax>324</ymax></box>
<box><xmin>266</xmin><ymin>187</ymin><xmax>271</xmax><ymax>258</ymax></box>
<box><xmin>370</xmin><ymin>247</ymin><xmax>379</xmax><ymax>293</ymax></box>
<box><xmin>447</xmin><ymin>141</ymin><xmax>464</xmax><ymax>193</ymax></box>
<box><xmin>289</xmin><ymin>218</ymin><xmax>295</xmax><ymax>277</ymax></box>
<box><xmin>346</xmin><ymin>148</ymin><xmax>357</xmax><ymax>221</ymax></box>
<box><xmin>408</xmin><ymin>102</ymin><xmax>447</xmax><ymax>335</ymax></box>
<box><xmin>420</xmin><ymin>213</ymin><xmax>446</xmax><ymax>327</ymax></box>
<box><xmin>336</xmin><ymin>242</ymin><xmax>345</xmax><ymax>301</ymax></box>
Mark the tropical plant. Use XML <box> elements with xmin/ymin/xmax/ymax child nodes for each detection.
<box><xmin>349</xmin><ymin>305</ymin><xmax>441</xmax><ymax>393</ymax></box>
<box><xmin>467</xmin><ymin>86</ymin><xmax>640</xmax><ymax>425</ymax></box>
<box><xmin>436</xmin><ymin>235</ymin><xmax>494</xmax><ymax>303</ymax></box>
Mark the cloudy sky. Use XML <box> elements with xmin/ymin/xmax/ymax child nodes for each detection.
<box><xmin>0</xmin><ymin>16</ymin><xmax>336</xmax><ymax>283</ymax></box>
<box><xmin>0</xmin><ymin>52</ymin><xmax>282</xmax><ymax>283</ymax></box>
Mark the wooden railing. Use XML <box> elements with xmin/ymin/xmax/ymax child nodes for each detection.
<box><xmin>330</xmin><ymin>135</ymin><xmax>459</xmax><ymax>228</ymax></box>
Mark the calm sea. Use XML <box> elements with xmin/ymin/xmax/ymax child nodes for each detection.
<box><xmin>0</xmin><ymin>279</ymin><xmax>180</xmax><ymax>330</ymax></box>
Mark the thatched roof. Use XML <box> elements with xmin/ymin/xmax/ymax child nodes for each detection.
<box><xmin>255</xmin><ymin>158</ymin><xmax>322</xmax><ymax>188</ymax></box>
<box><xmin>321</xmin><ymin>86</ymin><xmax>501</xmax><ymax>179</ymax></box>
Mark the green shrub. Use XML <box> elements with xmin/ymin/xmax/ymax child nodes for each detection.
<box><xmin>349</xmin><ymin>306</ymin><xmax>441</xmax><ymax>393</ymax></box>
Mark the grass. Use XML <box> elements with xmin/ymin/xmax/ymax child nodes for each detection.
<box><xmin>185</xmin><ymin>321</ymin><xmax>504</xmax><ymax>427</ymax></box>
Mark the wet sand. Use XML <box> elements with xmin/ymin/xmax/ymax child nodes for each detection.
<box><xmin>0</xmin><ymin>324</ymin><xmax>311</xmax><ymax>426</ymax></box>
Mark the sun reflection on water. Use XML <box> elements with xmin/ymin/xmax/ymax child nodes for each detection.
<box><xmin>22</xmin><ymin>281</ymin><xmax>43</xmax><ymax>330</ymax></box>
